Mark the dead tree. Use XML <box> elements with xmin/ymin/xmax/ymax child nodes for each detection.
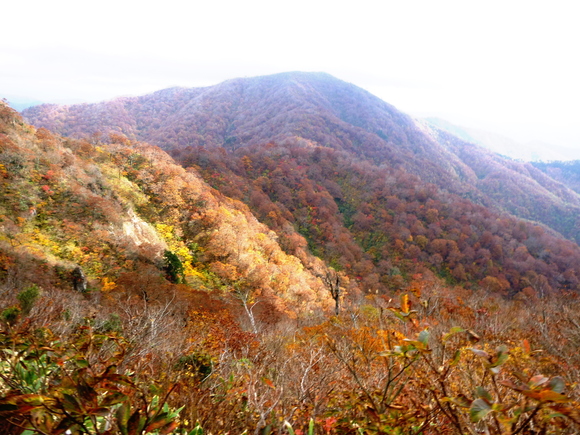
<box><xmin>71</xmin><ymin>266</ymin><xmax>87</xmax><ymax>293</ymax></box>
<box><xmin>321</xmin><ymin>268</ymin><xmax>341</xmax><ymax>315</ymax></box>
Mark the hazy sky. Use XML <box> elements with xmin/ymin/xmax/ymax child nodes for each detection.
<box><xmin>2</xmin><ymin>0</ymin><xmax>579</xmax><ymax>148</ymax></box>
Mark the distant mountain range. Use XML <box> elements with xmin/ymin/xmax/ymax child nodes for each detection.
<box><xmin>3</xmin><ymin>95</ymin><xmax>44</xmax><ymax>112</ymax></box>
<box><xmin>425</xmin><ymin>117</ymin><xmax>580</xmax><ymax>162</ymax></box>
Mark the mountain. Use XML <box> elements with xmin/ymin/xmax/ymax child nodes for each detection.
<box><xmin>533</xmin><ymin>160</ymin><xmax>580</xmax><ymax>194</ymax></box>
<box><xmin>20</xmin><ymin>73</ymin><xmax>580</xmax><ymax>298</ymax></box>
<box><xmin>2</xmin><ymin>95</ymin><xmax>44</xmax><ymax>112</ymax></box>
<box><xmin>426</xmin><ymin>117</ymin><xmax>580</xmax><ymax>162</ymax></box>
<box><xmin>7</xmin><ymin>84</ymin><xmax>580</xmax><ymax>435</ymax></box>
<box><xmin>0</xmin><ymin>100</ymin><xmax>333</xmax><ymax>322</ymax></box>
<box><xmin>23</xmin><ymin>72</ymin><xmax>580</xmax><ymax>244</ymax></box>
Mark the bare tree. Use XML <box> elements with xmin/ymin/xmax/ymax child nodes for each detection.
<box><xmin>320</xmin><ymin>268</ymin><xmax>341</xmax><ymax>315</ymax></box>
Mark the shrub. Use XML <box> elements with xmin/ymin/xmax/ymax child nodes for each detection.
<box><xmin>16</xmin><ymin>284</ymin><xmax>41</xmax><ymax>315</ymax></box>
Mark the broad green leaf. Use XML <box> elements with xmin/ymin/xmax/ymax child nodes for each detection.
<box><xmin>99</xmin><ymin>391</ymin><xmax>128</xmax><ymax>407</ymax></box>
<box><xmin>75</xmin><ymin>358</ymin><xmax>89</xmax><ymax>368</ymax></box>
<box><xmin>144</xmin><ymin>412</ymin><xmax>171</xmax><ymax>432</ymax></box>
<box><xmin>489</xmin><ymin>345</ymin><xmax>509</xmax><ymax>370</ymax></box>
<box><xmin>470</xmin><ymin>398</ymin><xmax>492</xmax><ymax>423</ymax></box>
<box><xmin>449</xmin><ymin>349</ymin><xmax>461</xmax><ymax>366</ymax></box>
<box><xmin>418</xmin><ymin>329</ymin><xmax>430</xmax><ymax>346</ymax></box>
<box><xmin>188</xmin><ymin>423</ymin><xmax>204</xmax><ymax>435</ymax></box>
<box><xmin>166</xmin><ymin>404</ymin><xmax>185</xmax><ymax>419</ymax></box>
<box><xmin>548</xmin><ymin>376</ymin><xmax>565</xmax><ymax>394</ymax></box>
<box><xmin>308</xmin><ymin>418</ymin><xmax>315</xmax><ymax>435</ymax></box>
<box><xmin>62</xmin><ymin>393</ymin><xmax>83</xmax><ymax>413</ymax></box>
<box><xmin>284</xmin><ymin>421</ymin><xmax>296</xmax><ymax>435</ymax></box>
<box><xmin>116</xmin><ymin>401</ymin><xmax>131</xmax><ymax>435</ymax></box>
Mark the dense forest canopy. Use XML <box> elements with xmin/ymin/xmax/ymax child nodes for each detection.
<box><xmin>4</xmin><ymin>67</ymin><xmax>580</xmax><ymax>434</ymax></box>
<box><xmin>23</xmin><ymin>72</ymin><xmax>580</xmax><ymax>243</ymax></box>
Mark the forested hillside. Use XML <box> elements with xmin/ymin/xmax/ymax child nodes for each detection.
<box><xmin>1</xmin><ymin>101</ymin><xmax>330</xmax><ymax>317</ymax></box>
<box><xmin>533</xmin><ymin>160</ymin><xmax>580</xmax><ymax>194</ymax></box>
<box><xmin>179</xmin><ymin>140</ymin><xmax>580</xmax><ymax>298</ymax></box>
<box><xmin>23</xmin><ymin>72</ymin><xmax>580</xmax><ymax>242</ymax></box>
<box><xmin>6</xmin><ymin>73</ymin><xmax>580</xmax><ymax>435</ymax></box>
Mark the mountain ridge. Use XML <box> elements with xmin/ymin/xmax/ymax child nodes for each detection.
<box><xmin>23</xmin><ymin>72</ymin><xmax>580</xmax><ymax>244</ymax></box>
<box><xmin>22</xmin><ymin>72</ymin><xmax>580</xmax><ymax>244</ymax></box>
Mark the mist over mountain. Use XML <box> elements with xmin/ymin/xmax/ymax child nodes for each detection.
<box><xmin>3</xmin><ymin>95</ymin><xmax>44</xmax><ymax>112</ymax></box>
<box><xmin>425</xmin><ymin>117</ymin><xmax>580</xmax><ymax>162</ymax></box>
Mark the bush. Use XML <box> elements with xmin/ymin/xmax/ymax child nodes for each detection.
<box><xmin>1</xmin><ymin>306</ymin><xmax>20</xmax><ymax>325</ymax></box>
<box><xmin>16</xmin><ymin>284</ymin><xmax>41</xmax><ymax>315</ymax></box>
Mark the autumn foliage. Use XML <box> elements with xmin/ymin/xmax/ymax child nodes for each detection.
<box><xmin>3</xmin><ymin>85</ymin><xmax>580</xmax><ymax>435</ymax></box>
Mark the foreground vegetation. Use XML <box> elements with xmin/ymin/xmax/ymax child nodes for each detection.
<box><xmin>3</xmin><ymin>281</ymin><xmax>580</xmax><ymax>434</ymax></box>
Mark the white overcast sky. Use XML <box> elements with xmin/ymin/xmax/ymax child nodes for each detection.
<box><xmin>1</xmin><ymin>0</ymin><xmax>579</xmax><ymax>148</ymax></box>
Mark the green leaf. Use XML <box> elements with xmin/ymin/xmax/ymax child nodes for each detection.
<box><xmin>116</xmin><ymin>401</ymin><xmax>131</xmax><ymax>435</ymax></box>
<box><xmin>188</xmin><ymin>423</ymin><xmax>204</xmax><ymax>435</ymax></box>
<box><xmin>166</xmin><ymin>405</ymin><xmax>184</xmax><ymax>420</ymax></box>
<box><xmin>470</xmin><ymin>398</ymin><xmax>492</xmax><ymax>422</ymax></box>
<box><xmin>489</xmin><ymin>345</ymin><xmax>509</xmax><ymax>370</ymax></box>
<box><xmin>548</xmin><ymin>376</ymin><xmax>565</xmax><ymax>394</ymax></box>
<box><xmin>308</xmin><ymin>418</ymin><xmax>315</xmax><ymax>435</ymax></box>
<box><xmin>442</xmin><ymin>326</ymin><xmax>464</xmax><ymax>343</ymax></box>
<box><xmin>144</xmin><ymin>412</ymin><xmax>172</xmax><ymax>432</ymax></box>
<box><xmin>75</xmin><ymin>358</ymin><xmax>89</xmax><ymax>368</ymax></box>
<box><xmin>62</xmin><ymin>393</ymin><xmax>83</xmax><ymax>413</ymax></box>
<box><xmin>284</xmin><ymin>421</ymin><xmax>296</xmax><ymax>435</ymax></box>
<box><xmin>475</xmin><ymin>386</ymin><xmax>493</xmax><ymax>402</ymax></box>
<box><xmin>449</xmin><ymin>349</ymin><xmax>461</xmax><ymax>366</ymax></box>
<box><xmin>418</xmin><ymin>329</ymin><xmax>430</xmax><ymax>346</ymax></box>
<box><xmin>149</xmin><ymin>395</ymin><xmax>160</xmax><ymax>411</ymax></box>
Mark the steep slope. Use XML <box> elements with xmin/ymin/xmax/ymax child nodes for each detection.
<box><xmin>179</xmin><ymin>141</ymin><xmax>580</xmax><ymax>297</ymax></box>
<box><xmin>424</xmin><ymin>125</ymin><xmax>580</xmax><ymax>241</ymax></box>
<box><xmin>0</xmin><ymin>101</ymin><xmax>332</xmax><ymax>322</ymax></box>
<box><xmin>533</xmin><ymin>160</ymin><xmax>580</xmax><ymax>195</ymax></box>
<box><xmin>22</xmin><ymin>72</ymin><xmax>580</xmax><ymax>242</ymax></box>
